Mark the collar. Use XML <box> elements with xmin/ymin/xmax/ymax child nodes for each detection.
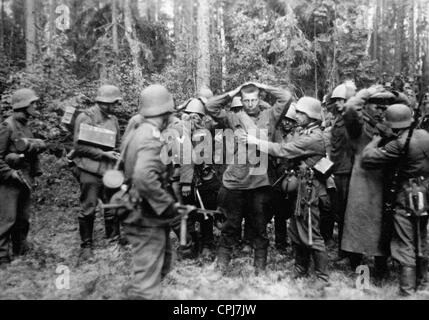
<box><xmin>12</xmin><ymin>113</ymin><xmax>28</xmax><ymax>126</ymax></box>
<box><xmin>302</xmin><ymin>122</ymin><xmax>320</xmax><ymax>134</ymax></box>
<box><xmin>94</xmin><ymin>105</ymin><xmax>112</xmax><ymax>120</ymax></box>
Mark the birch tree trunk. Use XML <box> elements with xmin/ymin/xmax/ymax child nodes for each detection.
<box><xmin>0</xmin><ymin>0</ymin><xmax>4</xmax><ymax>55</ymax></box>
<box><xmin>218</xmin><ymin>0</ymin><xmax>226</xmax><ymax>91</ymax></box>
<box><xmin>112</xmin><ymin>0</ymin><xmax>119</xmax><ymax>55</ymax></box>
<box><xmin>173</xmin><ymin>0</ymin><xmax>182</xmax><ymax>45</ymax></box>
<box><xmin>196</xmin><ymin>0</ymin><xmax>210</xmax><ymax>92</ymax></box>
<box><xmin>409</xmin><ymin>0</ymin><xmax>416</xmax><ymax>75</ymax></box>
<box><xmin>25</xmin><ymin>0</ymin><xmax>37</xmax><ymax>70</ymax></box>
<box><xmin>47</xmin><ymin>0</ymin><xmax>56</xmax><ymax>58</ymax></box>
<box><xmin>124</xmin><ymin>0</ymin><xmax>144</xmax><ymax>87</ymax></box>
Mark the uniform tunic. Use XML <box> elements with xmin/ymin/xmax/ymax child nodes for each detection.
<box><xmin>0</xmin><ymin>114</ymin><xmax>41</xmax><ymax>258</ymax></box>
<box><xmin>362</xmin><ymin>129</ymin><xmax>429</xmax><ymax>266</ymax></box>
<box><xmin>259</xmin><ymin>125</ymin><xmax>331</xmax><ymax>251</ymax></box>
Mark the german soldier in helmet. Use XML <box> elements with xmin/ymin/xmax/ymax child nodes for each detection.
<box><xmin>121</xmin><ymin>84</ymin><xmax>185</xmax><ymax>299</ymax></box>
<box><xmin>71</xmin><ymin>84</ymin><xmax>122</xmax><ymax>261</ymax></box>
<box><xmin>179</xmin><ymin>97</ymin><xmax>221</xmax><ymax>260</ymax></box>
<box><xmin>362</xmin><ymin>104</ymin><xmax>429</xmax><ymax>295</ymax></box>
<box><xmin>328</xmin><ymin>81</ymin><xmax>356</xmax><ymax>259</ymax></box>
<box><xmin>244</xmin><ymin>96</ymin><xmax>331</xmax><ymax>287</ymax></box>
<box><xmin>0</xmin><ymin>88</ymin><xmax>44</xmax><ymax>266</ymax></box>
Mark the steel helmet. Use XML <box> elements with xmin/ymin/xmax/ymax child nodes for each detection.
<box><xmin>198</xmin><ymin>87</ymin><xmax>214</xmax><ymax>100</ymax></box>
<box><xmin>295</xmin><ymin>97</ymin><xmax>322</xmax><ymax>121</ymax></box>
<box><xmin>95</xmin><ymin>85</ymin><xmax>122</xmax><ymax>103</ymax></box>
<box><xmin>11</xmin><ymin>88</ymin><xmax>39</xmax><ymax>110</ymax></box>
<box><xmin>230</xmin><ymin>96</ymin><xmax>243</xmax><ymax>109</ymax></box>
<box><xmin>285</xmin><ymin>103</ymin><xmax>297</xmax><ymax>121</ymax></box>
<box><xmin>331</xmin><ymin>82</ymin><xmax>356</xmax><ymax>100</ymax></box>
<box><xmin>184</xmin><ymin>98</ymin><xmax>206</xmax><ymax>115</ymax></box>
<box><xmin>384</xmin><ymin>104</ymin><xmax>413</xmax><ymax>129</ymax></box>
<box><xmin>139</xmin><ymin>84</ymin><xmax>174</xmax><ymax>117</ymax></box>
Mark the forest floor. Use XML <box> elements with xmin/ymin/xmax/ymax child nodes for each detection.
<box><xmin>1</xmin><ymin>155</ymin><xmax>429</xmax><ymax>300</ymax></box>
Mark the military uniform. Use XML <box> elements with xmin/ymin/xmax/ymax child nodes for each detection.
<box><xmin>329</xmin><ymin>113</ymin><xmax>353</xmax><ymax>253</ymax></box>
<box><xmin>362</xmin><ymin>120</ymin><xmax>429</xmax><ymax>294</ymax></box>
<box><xmin>268</xmin><ymin>125</ymin><xmax>298</xmax><ymax>250</ymax></box>
<box><xmin>122</xmin><ymin>119</ymin><xmax>179</xmax><ymax>299</ymax></box>
<box><xmin>341</xmin><ymin>99</ymin><xmax>393</xmax><ymax>272</ymax></box>
<box><xmin>260</xmin><ymin>123</ymin><xmax>331</xmax><ymax>281</ymax></box>
<box><xmin>72</xmin><ymin>105</ymin><xmax>121</xmax><ymax>247</ymax></box>
<box><xmin>0</xmin><ymin>114</ymin><xmax>41</xmax><ymax>261</ymax></box>
<box><xmin>206</xmin><ymin>85</ymin><xmax>292</xmax><ymax>270</ymax></box>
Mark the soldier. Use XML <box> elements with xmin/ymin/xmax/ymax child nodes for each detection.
<box><xmin>71</xmin><ymin>85</ymin><xmax>122</xmax><ymax>260</ymax></box>
<box><xmin>269</xmin><ymin>103</ymin><xmax>299</xmax><ymax>253</ymax></box>
<box><xmin>206</xmin><ymin>83</ymin><xmax>292</xmax><ymax>273</ymax></box>
<box><xmin>341</xmin><ymin>85</ymin><xmax>409</xmax><ymax>281</ymax></box>
<box><xmin>328</xmin><ymin>82</ymin><xmax>356</xmax><ymax>258</ymax></box>
<box><xmin>361</xmin><ymin>104</ymin><xmax>429</xmax><ymax>295</ymax></box>
<box><xmin>0</xmin><ymin>88</ymin><xmax>43</xmax><ymax>266</ymax></box>
<box><xmin>245</xmin><ymin>97</ymin><xmax>331</xmax><ymax>285</ymax></box>
<box><xmin>179</xmin><ymin>98</ymin><xmax>221</xmax><ymax>259</ymax></box>
<box><xmin>121</xmin><ymin>84</ymin><xmax>183</xmax><ymax>300</ymax></box>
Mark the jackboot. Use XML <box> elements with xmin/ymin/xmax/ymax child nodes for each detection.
<box><xmin>349</xmin><ymin>252</ymin><xmax>363</xmax><ymax>271</ymax></box>
<box><xmin>216</xmin><ymin>246</ymin><xmax>231</xmax><ymax>272</ymax></box>
<box><xmin>293</xmin><ymin>245</ymin><xmax>311</xmax><ymax>279</ymax></box>
<box><xmin>78</xmin><ymin>217</ymin><xmax>94</xmax><ymax>261</ymax></box>
<box><xmin>373</xmin><ymin>256</ymin><xmax>389</xmax><ymax>286</ymax></box>
<box><xmin>399</xmin><ymin>265</ymin><xmax>416</xmax><ymax>296</ymax></box>
<box><xmin>0</xmin><ymin>256</ymin><xmax>11</xmax><ymax>269</ymax></box>
<box><xmin>11</xmin><ymin>222</ymin><xmax>31</xmax><ymax>256</ymax></box>
<box><xmin>313</xmin><ymin>250</ymin><xmax>329</xmax><ymax>283</ymax></box>
<box><xmin>104</xmin><ymin>215</ymin><xmax>120</xmax><ymax>241</ymax></box>
<box><xmin>254</xmin><ymin>249</ymin><xmax>267</xmax><ymax>275</ymax></box>
<box><xmin>417</xmin><ymin>258</ymin><xmax>428</xmax><ymax>291</ymax></box>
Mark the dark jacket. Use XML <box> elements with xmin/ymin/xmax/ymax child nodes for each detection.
<box><xmin>73</xmin><ymin>105</ymin><xmax>120</xmax><ymax>176</ymax></box>
<box><xmin>205</xmin><ymin>86</ymin><xmax>292</xmax><ymax>190</ymax></box>
<box><xmin>0</xmin><ymin>115</ymin><xmax>41</xmax><ymax>185</ymax></box>
<box><xmin>122</xmin><ymin>119</ymin><xmax>177</xmax><ymax>227</ymax></box>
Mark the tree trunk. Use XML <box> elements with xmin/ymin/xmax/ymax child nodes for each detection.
<box><xmin>218</xmin><ymin>0</ymin><xmax>226</xmax><ymax>91</ymax></box>
<box><xmin>47</xmin><ymin>0</ymin><xmax>56</xmax><ymax>58</ymax></box>
<box><xmin>112</xmin><ymin>0</ymin><xmax>119</xmax><ymax>55</ymax></box>
<box><xmin>394</xmin><ymin>0</ymin><xmax>405</xmax><ymax>73</ymax></box>
<box><xmin>409</xmin><ymin>0</ymin><xmax>416</xmax><ymax>75</ymax></box>
<box><xmin>196</xmin><ymin>0</ymin><xmax>210</xmax><ymax>92</ymax></box>
<box><xmin>372</xmin><ymin>0</ymin><xmax>380</xmax><ymax>61</ymax></box>
<box><xmin>173</xmin><ymin>0</ymin><xmax>182</xmax><ymax>45</ymax></box>
<box><xmin>0</xmin><ymin>0</ymin><xmax>4</xmax><ymax>55</ymax></box>
<box><xmin>123</xmin><ymin>0</ymin><xmax>144</xmax><ymax>87</ymax></box>
<box><xmin>25</xmin><ymin>0</ymin><xmax>37</xmax><ymax>69</ymax></box>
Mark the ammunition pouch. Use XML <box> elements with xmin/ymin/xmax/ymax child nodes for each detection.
<box><xmin>5</xmin><ymin>153</ymin><xmax>25</xmax><ymax>169</ymax></box>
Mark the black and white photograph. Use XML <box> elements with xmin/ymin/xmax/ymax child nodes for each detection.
<box><xmin>0</xmin><ymin>0</ymin><xmax>429</xmax><ymax>305</ymax></box>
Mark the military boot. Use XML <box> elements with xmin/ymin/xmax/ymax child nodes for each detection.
<box><xmin>417</xmin><ymin>258</ymin><xmax>428</xmax><ymax>291</ymax></box>
<box><xmin>78</xmin><ymin>217</ymin><xmax>94</xmax><ymax>261</ymax></box>
<box><xmin>254</xmin><ymin>249</ymin><xmax>267</xmax><ymax>275</ymax></box>
<box><xmin>313</xmin><ymin>250</ymin><xmax>329</xmax><ymax>283</ymax></box>
<box><xmin>373</xmin><ymin>256</ymin><xmax>389</xmax><ymax>287</ymax></box>
<box><xmin>104</xmin><ymin>215</ymin><xmax>120</xmax><ymax>241</ymax></box>
<box><xmin>293</xmin><ymin>245</ymin><xmax>311</xmax><ymax>279</ymax></box>
<box><xmin>399</xmin><ymin>265</ymin><xmax>416</xmax><ymax>296</ymax></box>
<box><xmin>0</xmin><ymin>256</ymin><xmax>11</xmax><ymax>269</ymax></box>
<box><xmin>216</xmin><ymin>247</ymin><xmax>231</xmax><ymax>272</ymax></box>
